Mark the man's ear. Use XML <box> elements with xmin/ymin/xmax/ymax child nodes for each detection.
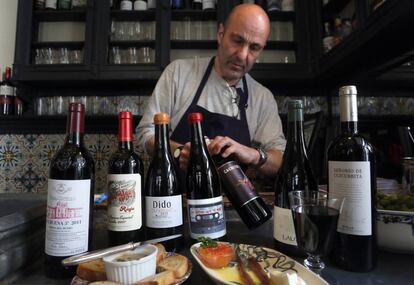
<box><xmin>217</xmin><ymin>23</ymin><xmax>224</xmax><ymax>43</ymax></box>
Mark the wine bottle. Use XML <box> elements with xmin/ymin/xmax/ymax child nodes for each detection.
<box><xmin>213</xmin><ymin>149</ymin><xmax>272</xmax><ymax>230</ymax></box>
<box><xmin>0</xmin><ymin>67</ymin><xmax>14</xmax><ymax>116</ymax></box>
<box><xmin>107</xmin><ymin>111</ymin><xmax>144</xmax><ymax>246</ymax></box>
<box><xmin>186</xmin><ymin>112</ymin><xmax>226</xmax><ymax>240</ymax></box>
<box><xmin>45</xmin><ymin>0</ymin><xmax>58</xmax><ymax>10</ymax></box>
<box><xmin>202</xmin><ymin>0</ymin><xmax>215</xmax><ymax>10</ymax></box>
<box><xmin>145</xmin><ymin>113</ymin><xmax>183</xmax><ymax>252</ymax></box>
<box><xmin>192</xmin><ymin>0</ymin><xmax>202</xmax><ymax>10</ymax></box>
<box><xmin>58</xmin><ymin>0</ymin><xmax>71</xmax><ymax>10</ymax></box>
<box><xmin>45</xmin><ymin>103</ymin><xmax>95</xmax><ymax>278</ymax></box>
<box><xmin>171</xmin><ymin>0</ymin><xmax>184</xmax><ymax>9</ymax></box>
<box><xmin>273</xmin><ymin>100</ymin><xmax>318</xmax><ymax>256</ymax></box>
<box><xmin>120</xmin><ymin>0</ymin><xmax>133</xmax><ymax>10</ymax></box>
<box><xmin>327</xmin><ymin>85</ymin><xmax>377</xmax><ymax>272</ymax></box>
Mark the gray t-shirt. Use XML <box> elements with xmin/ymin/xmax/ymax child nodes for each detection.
<box><xmin>136</xmin><ymin>57</ymin><xmax>286</xmax><ymax>154</ymax></box>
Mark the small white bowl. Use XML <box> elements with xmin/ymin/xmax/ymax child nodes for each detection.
<box><xmin>103</xmin><ymin>244</ymin><xmax>158</xmax><ymax>285</ymax></box>
<box><xmin>377</xmin><ymin>209</ymin><xmax>414</xmax><ymax>254</ymax></box>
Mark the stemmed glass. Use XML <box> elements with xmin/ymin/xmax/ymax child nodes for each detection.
<box><xmin>288</xmin><ymin>190</ymin><xmax>343</xmax><ymax>271</ymax></box>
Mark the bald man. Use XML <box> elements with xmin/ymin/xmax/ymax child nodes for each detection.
<box><xmin>136</xmin><ymin>3</ymin><xmax>286</xmax><ymax>177</ymax></box>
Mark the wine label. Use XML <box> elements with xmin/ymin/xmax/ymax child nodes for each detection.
<box><xmin>273</xmin><ymin>206</ymin><xmax>298</xmax><ymax>246</ymax></box>
<box><xmin>328</xmin><ymin>161</ymin><xmax>372</xmax><ymax>236</ymax></box>
<box><xmin>107</xmin><ymin>174</ymin><xmax>142</xmax><ymax>231</ymax></box>
<box><xmin>45</xmin><ymin>179</ymin><xmax>91</xmax><ymax>256</ymax></box>
<box><xmin>145</xmin><ymin>195</ymin><xmax>183</xmax><ymax>228</ymax></box>
<box><xmin>187</xmin><ymin>196</ymin><xmax>226</xmax><ymax>239</ymax></box>
<box><xmin>0</xmin><ymin>86</ymin><xmax>14</xmax><ymax>96</ymax></box>
<box><xmin>120</xmin><ymin>0</ymin><xmax>133</xmax><ymax>10</ymax></box>
<box><xmin>217</xmin><ymin>161</ymin><xmax>259</xmax><ymax>206</ymax></box>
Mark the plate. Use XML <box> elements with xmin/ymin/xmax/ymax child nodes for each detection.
<box><xmin>70</xmin><ymin>252</ymin><xmax>192</xmax><ymax>285</ymax></box>
<box><xmin>190</xmin><ymin>243</ymin><xmax>328</xmax><ymax>285</ymax></box>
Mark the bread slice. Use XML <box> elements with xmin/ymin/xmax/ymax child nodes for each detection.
<box><xmin>76</xmin><ymin>258</ymin><xmax>107</xmax><ymax>282</ymax></box>
<box><xmin>154</xmin><ymin>243</ymin><xmax>167</xmax><ymax>264</ymax></box>
<box><xmin>132</xmin><ymin>270</ymin><xmax>175</xmax><ymax>285</ymax></box>
<box><xmin>156</xmin><ymin>255</ymin><xmax>188</xmax><ymax>279</ymax></box>
<box><xmin>89</xmin><ymin>281</ymin><xmax>122</xmax><ymax>285</ymax></box>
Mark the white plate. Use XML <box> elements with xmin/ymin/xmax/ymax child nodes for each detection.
<box><xmin>190</xmin><ymin>243</ymin><xmax>328</xmax><ymax>285</ymax></box>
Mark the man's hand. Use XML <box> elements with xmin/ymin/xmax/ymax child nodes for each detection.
<box><xmin>208</xmin><ymin>136</ymin><xmax>259</xmax><ymax>165</ymax></box>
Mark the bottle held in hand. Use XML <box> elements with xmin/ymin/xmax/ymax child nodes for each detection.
<box><xmin>145</xmin><ymin>112</ymin><xmax>183</xmax><ymax>252</ymax></box>
<box><xmin>213</xmin><ymin>148</ymin><xmax>272</xmax><ymax>230</ymax></box>
<box><xmin>107</xmin><ymin>111</ymin><xmax>144</xmax><ymax>246</ymax></box>
<box><xmin>273</xmin><ymin>100</ymin><xmax>318</xmax><ymax>256</ymax></box>
<box><xmin>45</xmin><ymin>103</ymin><xmax>95</xmax><ymax>278</ymax></box>
<box><xmin>186</xmin><ymin>112</ymin><xmax>226</xmax><ymax>241</ymax></box>
<box><xmin>327</xmin><ymin>85</ymin><xmax>377</xmax><ymax>272</ymax></box>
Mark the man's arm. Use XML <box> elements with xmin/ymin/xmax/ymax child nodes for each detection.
<box><xmin>208</xmin><ymin>136</ymin><xmax>283</xmax><ymax>176</ymax></box>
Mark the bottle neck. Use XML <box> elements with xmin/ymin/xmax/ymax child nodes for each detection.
<box><xmin>66</xmin><ymin>110</ymin><xmax>84</xmax><ymax>145</ymax></box>
<box><xmin>190</xmin><ymin>121</ymin><xmax>207</xmax><ymax>153</ymax></box>
<box><xmin>286</xmin><ymin>108</ymin><xmax>307</xmax><ymax>150</ymax></box>
<box><xmin>119</xmin><ymin>116</ymin><xmax>133</xmax><ymax>150</ymax></box>
<box><xmin>154</xmin><ymin>123</ymin><xmax>171</xmax><ymax>155</ymax></box>
<box><xmin>339</xmin><ymin>94</ymin><xmax>358</xmax><ymax>135</ymax></box>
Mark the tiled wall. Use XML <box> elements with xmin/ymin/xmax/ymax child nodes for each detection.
<box><xmin>0</xmin><ymin>134</ymin><xmax>150</xmax><ymax>194</ymax></box>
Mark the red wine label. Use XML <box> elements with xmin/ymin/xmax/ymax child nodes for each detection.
<box><xmin>145</xmin><ymin>195</ymin><xmax>183</xmax><ymax>228</ymax></box>
<box><xmin>273</xmin><ymin>206</ymin><xmax>298</xmax><ymax>246</ymax></box>
<box><xmin>187</xmin><ymin>196</ymin><xmax>226</xmax><ymax>239</ymax></box>
<box><xmin>45</xmin><ymin>179</ymin><xmax>91</xmax><ymax>256</ymax></box>
<box><xmin>217</xmin><ymin>161</ymin><xmax>258</xmax><ymax>206</ymax></box>
<box><xmin>107</xmin><ymin>174</ymin><xmax>142</xmax><ymax>231</ymax></box>
<box><xmin>328</xmin><ymin>161</ymin><xmax>372</xmax><ymax>235</ymax></box>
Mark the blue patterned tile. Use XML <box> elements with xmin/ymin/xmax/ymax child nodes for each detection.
<box><xmin>13</xmin><ymin>162</ymin><xmax>47</xmax><ymax>193</ymax></box>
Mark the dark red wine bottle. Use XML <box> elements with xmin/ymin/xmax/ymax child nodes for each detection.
<box><xmin>0</xmin><ymin>67</ymin><xmax>14</xmax><ymax>116</ymax></box>
<box><xmin>213</xmin><ymin>150</ymin><xmax>272</xmax><ymax>230</ymax></box>
<box><xmin>186</xmin><ymin>112</ymin><xmax>226</xmax><ymax>240</ymax></box>
<box><xmin>327</xmin><ymin>85</ymin><xmax>377</xmax><ymax>272</ymax></box>
<box><xmin>107</xmin><ymin>111</ymin><xmax>144</xmax><ymax>246</ymax></box>
<box><xmin>273</xmin><ymin>100</ymin><xmax>318</xmax><ymax>256</ymax></box>
<box><xmin>45</xmin><ymin>103</ymin><xmax>95</xmax><ymax>278</ymax></box>
<box><xmin>145</xmin><ymin>113</ymin><xmax>183</xmax><ymax>252</ymax></box>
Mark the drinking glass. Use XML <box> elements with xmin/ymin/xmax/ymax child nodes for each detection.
<box><xmin>288</xmin><ymin>190</ymin><xmax>344</xmax><ymax>271</ymax></box>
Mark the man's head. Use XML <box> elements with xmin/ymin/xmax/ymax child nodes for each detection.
<box><xmin>215</xmin><ymin>3</ymin><xmax>270</xmax><ymax>85</ymax></box>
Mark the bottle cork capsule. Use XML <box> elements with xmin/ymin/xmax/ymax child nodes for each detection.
<box><xmin>154</xmin><ymin>112</ymin><xmax>170</xmax><ymax>124</ymax></box>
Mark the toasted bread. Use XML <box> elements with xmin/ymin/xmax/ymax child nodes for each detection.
<box><xmin>132</xmin><ymin>270</ymin><xmax>175</xmax><ymax>285</ymax></box>
<box><xmin>154</xmin><ymin>243</ymin><xmax>167</xmax><ymax>263</ymax></box>
<box><xmin>89</xmin><ymin>281</ymin><xmax>122</xmax><ymax>285</ymax></box>
<box><xmin>156</xmin><ymin>255</ymin><xmax>188</xmax><ymax>279</ymax></box>
<box><xmin>76</xmin><ymin>258</ymin><xmax>107</xmax><ymax>282</ymax></box>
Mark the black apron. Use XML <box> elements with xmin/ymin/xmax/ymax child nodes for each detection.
<box><xmin>170</xmin><ymin>57</ymin><xmax>251</xmax><ymax>146</ymax></box>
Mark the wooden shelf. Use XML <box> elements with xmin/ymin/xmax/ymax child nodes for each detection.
<box><xmin>0</xmin><ymin>115</ymin><xmax>142</xmax><ymax>134</ymax></box>
<box><xmin>171</xmin><ymin>40</ymin><xmax>217</xmax><ymax>49</ymax></box>
<box><xmin>31</xmin><ymin>41</ymin><xmax>84</xmax><ymax>48</ymax></box>
<box><xmin>317</xmin><ymin>0</ymin><xmax>414</xmax><ymax>86</ymax></box>
<box><xmin>171</xmin><ymin>9</ymin><xmax>216</xmax><ymax>21</ymax></box>
<box><xmin>110</xmin><ymin>10</ymin><xmax>156</xmax><ymax>21</ymax></box>
<box><xmin>109</xmin><ymin>40</ymin><xmax>155</xmax><ymax>48</ymax></box>
<box><xmin>33</xmin><ymin>10</ymin><xmax>86</xmax><ymax>21</ymax></box>
<box><xmin>267</xmin><ymin>10</ymin><xmax>295</xmax><ymax>22</ymax></box>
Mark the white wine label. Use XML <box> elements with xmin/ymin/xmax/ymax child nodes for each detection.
<box><xmin>45</xmin><ymin>179</ymin><xmax>91</xmax><ymax>256</ymax></box>
<box><xmin>273</xmin><ymin>206</ymin><xmax>297</xmax><ymax>246</ymax></box>
<box><xmin>187</xmin><ymin>196</ymin><xmax>226</xmax><ymax>239</ymax></box>
<box><xmin>145</xmin><ymin>195</ymin><xmax>183</xmax><ymax>228</ymax></box>
<box><xmin>107</xmin><ymin>174</ymin><xmax>142</xmax><ymax>231</ymax></box>
<box><xmin>328</xmin><ymin>161</ymin><xmax>372</xmax><ymax>235</ymax></box>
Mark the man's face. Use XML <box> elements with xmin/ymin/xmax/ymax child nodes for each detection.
<box><xmin>216</xmin><ymin>17</ymin><xmax>268</xmax><ymax>85</ymax></box>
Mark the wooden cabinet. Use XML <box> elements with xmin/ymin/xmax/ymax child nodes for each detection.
<box><xmin>13</xmin><ymin>0</ymin><xmax>311</xmax><ymax>84</ymax></box>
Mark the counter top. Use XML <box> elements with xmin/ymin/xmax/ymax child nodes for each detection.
<box><xmin>4</xmin><ymin>211</ymin><xmax>414</xmax><ymax>285</ymax></box>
